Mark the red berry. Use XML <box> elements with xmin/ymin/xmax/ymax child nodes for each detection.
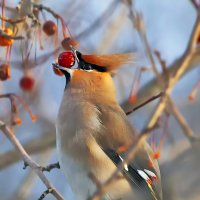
<box><xmin>43</xmin><ymin>20</ymin><xmax>57</xmax><ymax>36</ymax></box>
<box><xmin>61</xmin><ymin>37</ymin><xmax>79</xmax><ymax>50</ymax></box>
<box><xmin>20</xmin><ymin>76</ymin><xmax>35</xmax><ymax>91</ymax></box>
<box><xmin>58</xmin><ymin>51</ymin><xmax>75</xmax><ymax>68</ymax></box>
<box><xmin>0</xmin><ymin>64</ymin><xmax>10</xmax><ymax>81</ymax></box>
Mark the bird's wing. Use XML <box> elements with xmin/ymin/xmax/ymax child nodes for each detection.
<box><xmin>96</xmin><ymin>103</ymin><xmax>162</xmax><ymax>200</ymax></box>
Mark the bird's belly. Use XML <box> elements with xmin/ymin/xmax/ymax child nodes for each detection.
<box><xmin>57</xmin><ymin>142</ymin><xmax>134</xmax><ymax>200</ymax></box>
<box><xmin>59</xmin><ymin>151</ymin><xmax>96</xmax><ymax>200</ymax></box>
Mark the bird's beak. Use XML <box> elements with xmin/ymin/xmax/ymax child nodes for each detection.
<box><xmin>52</xmin><ymin>63</ymin><xmax>74</xmax><ymax>78</ymax></box>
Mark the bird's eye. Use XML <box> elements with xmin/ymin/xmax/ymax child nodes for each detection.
<box><xmin>58</xmin><ymin>51</ymin><xmax>75</xmax><ymax>69</ymax></box>
<box><xmin>78</xmin><ymin>59</ymin><xmax>107</xmax><ymax>72</ymax></box>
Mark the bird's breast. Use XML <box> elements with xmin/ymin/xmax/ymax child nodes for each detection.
<box><xmin>56</xmin><ymin>95</ymin><xmax>133</xmax><ymax>199</ymax></box>
<box><xmin>57</xmin><ymin>132</ymin><xmax>133</xmax><ymax>200</ymax></box>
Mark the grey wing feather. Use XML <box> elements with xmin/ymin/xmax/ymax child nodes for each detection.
<box><xmin>96</xmin><ymin>103</ymin><xmax>163</xmax><ymax>200</ymax></box>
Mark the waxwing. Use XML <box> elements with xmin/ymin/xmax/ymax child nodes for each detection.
<box><xmin>54</xmin><ymin>48</ymin><xmax>163</xmax><ymax>200</ymax></box>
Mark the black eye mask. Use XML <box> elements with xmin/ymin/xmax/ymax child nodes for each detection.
<box><xmin>76</xmin><ymin>51</ymin><xmax>107</xmax><ymax>72</ymax></box>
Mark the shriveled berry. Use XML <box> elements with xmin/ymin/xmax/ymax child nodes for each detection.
<box><xmin>20</xmin><ymin>76</ymin><xmax>35</xmax><ymax>91</ymax></box>
<box><xmin>61</xmin><ymin>37</ymin><xmax>79</xmax><ymax>50</ymax></box>
<box><xmin>43</xmin><ymin>20</ymin><xmax>57</xmax><ymax>36</ymax></box>
<box><xmin>0</xmin><ymin>27</ymin><xmax>14</xmax><ymax>46</ymax></box>
<box><xmin>0</xmin><ymin>64</ymin><xmax>10</xmax><ymax>81</ymax></box>
<box><xmin>58</xmin><ymin>51</ymin><xmax>75</xmax><ymax>68</ymax></box>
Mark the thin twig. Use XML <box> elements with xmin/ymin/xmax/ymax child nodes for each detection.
<box><xmin>0</xmin><ymin>3</ymin><xmax>15</xmax><ymax>12</ymax></box>
<box><xmin>144</xmin><ymin>12</ymin><xmax>200</xmax><ymax>132</ymax></box>
<box><xmin>190</xmin><ymin>0</ymin><xmax>200</xmax><ymax>10</ymax></box>
<box><xmin>0</xmin><ymin>131</ymin><xmax>55</xmax><ymax>170</ymax></box>
<box><xmin>0</xmin><ymin>15</ymin><xmax>26</xmax><ymax>24</ymax></box>
<box><xmin>38</xmin><ymin>188</ymin><xmax>54</xmax><ymax>200</ymax></box>
<box><xmin>126</xmin><ymin>92</ymin><xmax>163</xmax><ymax>115</ymax></box>
<box><xmin>125</xmin><ymin>0</ymin><xmax>164</xmax><ymax>89</ymax></box>
<box><xmin>168</xmin><ymin>99</ymin><xmax>199</xmax><ymax>142</ymax></box>
<box><xmin>88</xmin><ymin>172</ymin><xmax>102</xmax><ymax>189</ymax></box>
<box><xmin>76</xmin><ymin>0</ymin><xmax>121</xmax><ymax>40</ymax></box>
<box><xmin>0</xmin><ymin>29</ymin><xmax>24</xmax><ymax>40</ymax></box>
<box><xmin>33</xmin><ymin>3</ymin><xmax>59</xmax><ymax>19</ymax></box>
<box><xmin>121</xmin><ymin>47</ymin><xmax>200</xmax><ymax>112</ymax></box>
<box><xmin>15</xmin><ymin>150</ymin><xmax>53</xmax><ymax>200</ymax></box>
<box><xmin>123</xmin><ymin>11</ymin><xmax>200</xmax><ymax>113</ymax></box>
<box><xmin>41</xmin><ymin>162</ymin><xmax>60</xmax><ymax>172</ymax></box>
<box><xmin>154</xmin><ymin>50</ymin><xmax>170</xmax><ymax>83</ymax></box>
<box><xmin>153</xmin><ymin>48</ymin><xmax>197</xmax><ymax>143</ymax></box>
<box><xmin>126</xmin><ymin>0</ymin><xmax>198</xmax><ymax>139</ymax></box>
<box><xmin>0</xmin><ymin>121</ymin><xmax>64</xmax><ymax>200</ymax></box>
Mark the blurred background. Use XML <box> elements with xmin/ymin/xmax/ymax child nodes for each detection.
<box><xmin>0</xmin><ymin>0</ymin><xmax>200</xmax><ymax>200</ymax></box>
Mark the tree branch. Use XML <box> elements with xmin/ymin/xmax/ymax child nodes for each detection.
<box><xmin>0</xmin><ymin>121</ymin><xmax>64</xmax><ymax>200</ymax></box>
<box><xmin>122</xmin><ymin>14</ymin><xmax>200</xmax><ymax>113</ymax></box>
<box><xmin>168</xmin><ymin>99</ymin><xmax>200</xmax><ymax>143</ymax></box>
<box><xmin>0</xmin><ymin>29</ymin><xmax>24</xmax><ymax>40</ymax></box>
<box><xmin>0</xmin><ymin>132</ymin><xmax>55</xmax><ymax>170</ymax></box>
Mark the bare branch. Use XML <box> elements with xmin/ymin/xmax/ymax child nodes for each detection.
<box><xmin>33</xmin><ymin>3</ymin><xmax>59</xmax><ymax>19</ymax></box>
<box><xmin>15</xmin><ymin>150</ymin><xmax>54</xmax><ymax>200</ymax></box>
<box><xmin>38</xmin><ymin>188</ymin><xmax>54</xmax><ymax>200</ymax></box>
<box><xmin>141</xmin><ymin>16</ymin><xmax>200</xmax><ymax>149</ymax></box>
<box><xmin>88</xmin><ymin>172</ymin><xmax>102</xmax><ymax>189</ymax></box>
<box><xmin>122</xmin><ymin>14</ymin><xmax>200</xmax><ymax>113</ymax></box>
<box><xmin>41</xmin><ymin>162</ymin><xmax>60</xmax><ymax>172</ymax></box>
<box><xmin>0</xmin><ymin>132</ymin><xmax>55</xmax><ymax>170</ymax></box>
<box><xmin>168</xmin><ymin>99</ymin><xmax>200</xmax><ymax>143</ymax></box>
<box><xmin>0</xmin><ymin>93</ymin><xmax>37</xmax><ymax>126</ymax></box>
<box><xmin>126</xmin><ymin>92</ymin><xmax>163</xmax><ymax>115</ymax></box>
<box><xmin>0</xmin><ymin>29</ymin><xmax>24</xmax><ymax>40</ymax></box>
<box><xmin>0</xmin><ymin>15</ymin><xmax>26</xmax><ymax>24</ymax></box>
<box><xmin>76</xmin><ymin>0</ymin><xmax>121</xmax><ymax>40</ymax></box>
<box><xmin>0</xmin><ymin>3</ymin><xmax>15</xmax><ymax>12</ymax></box>
<box><xmin>154</xmin><ymin>50</ymin><xmax>170</xmax><ymax>83</ymax></box>
<box><xmin>153</xmin><ymin>51</ymin><xmax>197</xmax><ymax>143</ymax></box>
<box><xmin>0</xmin><ymin>121</ymin><xmax>64</xmax><ymax>200</ymax></box>
<box><xmin>190</xmin><ymin>0</ymin><xmax>200</xmax><ymax>10</ymax></box>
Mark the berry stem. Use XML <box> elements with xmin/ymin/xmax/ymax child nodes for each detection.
<box><xmin>11</xmin><ymin>94</ymin><xmax>37</xmax><ymax>121</ymax></box>
<box><xmin>188</xmin><ymin>80</ymin><xmax>200</xmax><ymax>101</ymax></box>
<box><xmin>129</xmin><ymin>67</ymin><xmax>142</xmax><ymax>103</ymax></box>
<box><xmin>38</xmin><ymin>25</ymin><xmax>43</xmax><ymax>50</ymax></box>
<box><xmin>1</xmin><ymin>0</ymin><xmax>5</xmax><ymax>29</ymax></box>
<box><xmin>59</xmin><ymin>17</ymin><xmax>67</xmax><ymax>38</ymax></box>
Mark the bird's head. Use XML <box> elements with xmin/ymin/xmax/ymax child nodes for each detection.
<box><xmin>53</xmin><ymin>50</ymin><xmax>118</xmax><ymax>102</ymax></box>
<box><xmin>53</xmin><ymin>47</ymin><xmax>135</xmax><ymax>101</ymax></box>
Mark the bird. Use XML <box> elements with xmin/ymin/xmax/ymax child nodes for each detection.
<box><xmin>54</xmin><ymin>48</ymin><xmax>162</xmax><ymax>200</ymax></box>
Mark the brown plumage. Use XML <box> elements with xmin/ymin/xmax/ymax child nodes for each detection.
<box><xmin>55</xmin><ymin>60</ymin><xmax>162</xmax><ymax>200</ymax></box>
<box><xmin>82</xmin><ymin>53</ymin><xmax>135</xmax><ymax>71</ymax></box>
